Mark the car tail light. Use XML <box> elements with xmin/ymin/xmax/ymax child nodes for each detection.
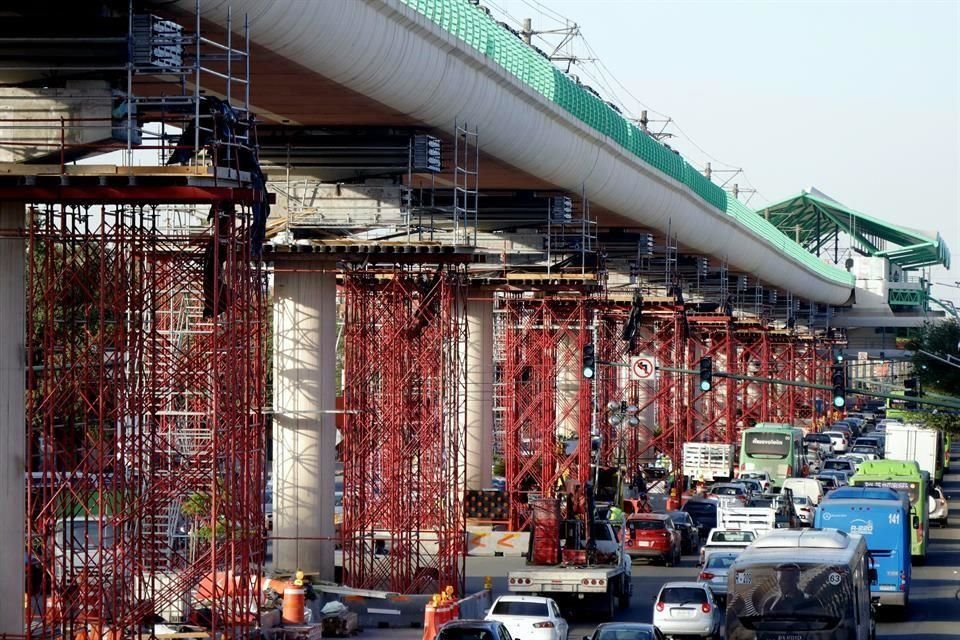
<box><xmin>786</xmin><ymin>466</ymin><xmax>793</xmax><ymax>477</ymax></box>
<box><xmin>656</xmin><ymin>602</ymin><xmax>664</xmax><ymax>612</ymax></box>
<box><xmin>533</xmin><ymin>622</ymin><xmax>555</xmax><ymax>629</ymax></box>
<box><xmin>509</xmin><ymin>578</ymin><xmax>516</xmax><ymax>584</ymax></box>
<box><xmin>900</xmin><ymin>571</ymin><xmax>906</xmax><ymax>590</ymax></box>
<box><xmin>699</xmin><ymin>572</ymin><xmax>715</xmax><ymax>580</ymax></box>
<box><xmin>701</xmin><ymin>603</ymin><xmax>712</xmax><ymax>614</ymax></box>
<box><xmin>581</xmin><ymin>578</ymin><xmax>589</xmax><ymax>585</ymax></box>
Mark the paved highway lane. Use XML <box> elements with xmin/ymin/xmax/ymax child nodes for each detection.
<box><xmin>363</xmin><ymin>449</ymin><xmax>960</xmax><ymax>640</ymax></box>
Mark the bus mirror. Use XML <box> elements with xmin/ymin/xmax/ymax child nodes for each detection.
<box><xmin>912</xmin><ymin>515</ymin><xmax>920</xmax><ymax>529</ymax></box>
<box><xmin>868</xmin><ymin>567</ymin><xmax>878</xmax><ymax>582</ymax></box>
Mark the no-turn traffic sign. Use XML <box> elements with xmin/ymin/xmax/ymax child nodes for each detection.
<box><xmin>630</xmin><ymin>356</ymin><xmax>656</xmax><ymax>380</ymax></box>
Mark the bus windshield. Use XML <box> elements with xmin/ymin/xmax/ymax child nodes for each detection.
<box><xmin>743</xmin><ymin>432</ymin><xmax>792</xmax><ymax>459</ymax></box>
<box><xmin>727</xmin><ymin>563</ymin><xmax>851</xmax><ymax>632</ymax></box>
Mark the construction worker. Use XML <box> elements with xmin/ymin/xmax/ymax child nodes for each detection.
<box><xmin>607</xmin><ymin>503</ymin><xmax>624</xmax><ymax>525</ymax></box>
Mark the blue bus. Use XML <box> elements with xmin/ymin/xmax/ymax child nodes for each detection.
<box><xmin>816</xmin><ymin>487</ymin><xmax>911</xmax><ymax>615</ymax></box>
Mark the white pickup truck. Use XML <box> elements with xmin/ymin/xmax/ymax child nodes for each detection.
<box><xmin>698</xmin><ymin>528</ymin><xmax>757</xmax><ymax>566</ymax></box>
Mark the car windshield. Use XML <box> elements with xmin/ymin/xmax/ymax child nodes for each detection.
<box><xmin>667</xmin><ymin>512</ymin><xmax>689</xmax><ymax>524</ymax></box>
<box><xmin>438</xmin><ymin>629</ymin><xmax>497</xmax><ymax>640</ymax></box>
<box><xmin>684</xmin><ymin>502</ymin><xmax>717</xmax><ymax>515</ymax></box>
<box><xmin>792</xmin><ymin>496</ymin><xmax>809</xmax><ymax>505</ymax></box>
<box><xmin>823</xmin><ymin>460</ymin><xmax>850</xmax><ymax>470</ymax></box>
<box><xmin>749</xmin><ymin>499</ymin><xmax>774</xmax><ymax>508</ymax></box>
<box><xmin>492</xmin><ymin>601</ymin><xmax>548</xmax><ymax>616</ymax></box>
<box><xmin>805</xmin><ymin>435</ymin><xmax>831</xmax><ymax>443</ymax></box>
<box><xmin>711</xmin><ymin>486</ymin><xmax>743</xmax><ymax>496</ymax></box>
<box><xmin>628</xmin><ymin>519</ymin><xmax>665</xmax><ymax>531</ymax></box>
<box><xmin>660</xmin><ymin>587</ymin><xmax>708</xmax><ymax>604</ymax></box>
<box><xmin>712</xmin><ymin>531</ymin><xmax>755</xmax><ymax>543</ymax></box>
<box><xmin>706</xmin><ymin>554</ymin><xmax>737</xmax><ymax>569</ymax></box>
<box><xmin>594</xmin><ymin>629</ymin><xmax>655</xmax><ymax>640</ymax></box>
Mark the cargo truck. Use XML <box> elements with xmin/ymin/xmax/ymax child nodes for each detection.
<box><xmin>682</xmin><ymin>442</ymin><xmax>735</xmax><ymax>482</ymax></box>
<box><xmin>883</xmin><ymin>423</ymin><xmax>943</xmax><ymax>484</ymax></box>
<box><xmin>508</xmin><ymin>495</ymin><xmax>632</xmax><ymax>620</ymax></box>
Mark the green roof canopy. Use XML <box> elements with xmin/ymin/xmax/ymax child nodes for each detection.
<box><xmin>758</xmin><ymin>189</ymin><xmax>951</xmax><ymax>270</ymax></box>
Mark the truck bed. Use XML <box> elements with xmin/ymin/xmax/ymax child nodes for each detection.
<box><xmin>508</xmin><ymin>564</ymin><xmax>623</xmax><ymax>595</ymax></box>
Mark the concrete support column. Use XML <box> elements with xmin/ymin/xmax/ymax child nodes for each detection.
<box><xmin>0</xmin><ymin>202</ymin><xmax>25</xmax><ymax>634</ymax></box>
<box><xmin>273</xmin><ymin>264</ymin><xmax>336</xmax><ymax>581</ymax></box>
<box><xmin>465</xmin><ymin>300</ymin><xmax>494</xmax><ymax>490</ymax></box>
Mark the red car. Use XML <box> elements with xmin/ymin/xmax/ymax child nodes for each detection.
<box><xmin>624</xmin><ymin>513</ymin><xmax>682</xmax><ymax>566</ymax></box>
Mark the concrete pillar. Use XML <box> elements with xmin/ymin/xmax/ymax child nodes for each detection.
<box><xmin>272</xmin><ymin>264</ymin><xmax>336</xmax><ymax>581</ymax></box>
<box><xmin>465</xmin><ymin>300</ymin><xmax>493</xmax><ymax>490</ymax></box>
<box><xmin>0</xmin><ymin>202</ymin><xmax>25</xmax><ymax>634</ymax></box>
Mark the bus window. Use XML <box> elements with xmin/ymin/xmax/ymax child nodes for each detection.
<box><xmin>727</xmin><ymin>563</ymin><xmax>852</xmax><ymax>632</ymax></box>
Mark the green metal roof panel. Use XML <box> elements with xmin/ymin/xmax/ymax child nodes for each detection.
<box><xmin>759</xmin><ymin>191</ymin><xmax>951</xmax><ymax>270</ymax></box>
<box><xmin>402</xmin><ymin>0</ymin><xmax>855</xmax><ymax>287</ymax></box>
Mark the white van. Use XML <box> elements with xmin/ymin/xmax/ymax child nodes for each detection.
<box><xmin>782</xmin><ymin>477</ymin><xmax>824</xmax><ymax>506</ymax></box>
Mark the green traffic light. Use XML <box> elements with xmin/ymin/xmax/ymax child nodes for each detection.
<box><xmin>700</xmin><ymin>380</ymin><xmax>712</xmax><ymax>392</ymax></box>
<box><xmin>583</xmin><ymin>366</ymin><xmax>595</xmax><ymax>379</ymax></box>
<box><xmin>833</xmin><ymin>396</ymin><xmax>845</xmax><ymax>408</ymax></box>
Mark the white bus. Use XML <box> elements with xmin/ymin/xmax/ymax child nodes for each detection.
<box><xmin>726</xmin><ymin>529</ymin><xmax>875</xmax><ymax>640</ymax></box>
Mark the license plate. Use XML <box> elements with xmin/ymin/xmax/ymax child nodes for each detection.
<box><xmin>758</xmin><ymin>634</ymin><xmax>802</xmax><ymax>640</ymax></box>
<box><xmin>671</xmin><ymin>608</ymin><xmax>694</xmax><ymax>618</ymax></box>
<box><xmin>545</xmin><ymin>584</ymin><xmax>566</xmax><ymax>591</ymax></box>
<box><xmin>878</xmin><ymin>585</ymin><xmax>896</xmax><ymax>591</ymax></box>
<box><xmin>635</xmin><ymin>540</ymin><xmax>651</xmax><ymax>547</ymax></box>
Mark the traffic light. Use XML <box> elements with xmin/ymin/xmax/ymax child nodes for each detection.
<box><xmin>582</xmin><ymin>343</ymin><xmax>596</xmax><ymax>380</ymax></box>
<box><xmin>831</xmin><ymin>363</ymin><xmax>846</xmax><ymax>408</ymax></box>
<box><xmin>904</xmin><ymin>377</ymin><xmax>919</xmax><ymax>410</ymax></box>
<box><xmin>699</xmin><ymin>357</ymin><xmax>713</xmax><ymax>392</ymax></box>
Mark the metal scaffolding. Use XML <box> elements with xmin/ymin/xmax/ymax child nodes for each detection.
<box><xmin>340</xmin><ymin>267</ymin><xmax>467</xmax><ymax>594</ymax></box>
<box><xmin>497</xmin><ymin>294</ymin><xmax>594</xmax><ymax>531</ymax></box>
<box><xmin>25</xmin><ymin>200</ymin><xmax>266</xmax><ymax>636</ymax></box>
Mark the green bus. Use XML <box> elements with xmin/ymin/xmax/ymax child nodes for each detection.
<box><xmin>849</xmin><ymin>459</ymin><xmax>929</xmax><ymax>562</ymax></box>
<box><xmin>738</xmin><ymin>424</ymin><xmax>807</xmax><ymax>488</ymax></box>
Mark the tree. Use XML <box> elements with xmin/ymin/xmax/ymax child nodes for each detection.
<box><xmin>910</xmin><ymin>319</ymin><xmax>960</xmax><ymax>396</ymax></box>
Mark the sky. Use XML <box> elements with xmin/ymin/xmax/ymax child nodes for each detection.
<box><xmin>492</xmin><ymin>0</ymin><xmax>960</xmax><ymax>305</ymax></box>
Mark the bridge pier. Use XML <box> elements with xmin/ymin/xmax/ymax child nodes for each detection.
<box><xmin>272</xmin><ymin>263</ymin><xmax>336</xmax><ymax>581</ymax></box>
<box><xmin>0</xmin><ymin>202</ymin><xmax>24</xmax><ymax>634</ymax></box>
<box><xmin>465</xmin><ymin>299</ymin><xmax>494</xmax><ymax>491</ymax></box>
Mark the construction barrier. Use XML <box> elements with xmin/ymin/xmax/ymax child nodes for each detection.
<box><xmin>465</xmin><ymin>530</ymin><xmax>529</xmax><ymax>556</ymax></box>
<box><xmin>455</xmin><ymin>588</ymin><xmax>492</xmax><ymax>620</ymax></box>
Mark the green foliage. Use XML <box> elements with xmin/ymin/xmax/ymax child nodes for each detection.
<box><xmin>911</xmin><ymin>319</ymin><xmax>960</xmax><ymax>395</ymax></box>
<box><xmin>492</xmin><ymin>457</ymin><xmax>505</xmax><ymax>477</ymax></box>
<box><xmin>895</xmin><ymin>410</ymin><xmax>960</xmax><ymax>437</ymax></box>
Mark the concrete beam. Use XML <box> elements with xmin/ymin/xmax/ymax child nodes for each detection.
<box><xmin>272</xmin><ymin>264</ymin><xmax>336</xmax><ymax>581</ymax></box>
<box><xmin>0</xmin><ymin>202</ymin><xmax>25</xmax><ymax>634</ymax></box>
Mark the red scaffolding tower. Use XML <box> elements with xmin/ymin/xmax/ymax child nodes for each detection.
<box><xmin>498</xmin><ymin>293</ymin><xmax>594</xmax><ymax>531</ymax></box>
<box><xmin>24</xmin><ymin>197</ymin><xmax>266</xmax><ymax>636</ymax></box>
<box><xmin>340</xmin><ymin>267</ymin><xmax>467</xmax><ymax>594</ymax></box>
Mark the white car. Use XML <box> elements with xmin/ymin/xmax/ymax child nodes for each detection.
<box><xmin>653</xmin><ymin>581</ymin><xmax>721</xmax><ymax>639</ymax></box>
<box><xmin>930</xmin><ymin>485</ymin><xmax>950</xmax><ymax>527</ymax></box>
<box><xmin>823</xmin><ymin>430</ymin><xmax>848</xmax><ymax>453</ymax></box>
<box><xmin>792</xmin><ymin>495</ymin><xmax>815</xmax><ymax>525</ymax></box>
<box><xmin>736</xmin><ymin>471</ymin><xmax>772</xmax><ymax>493</ymax></box>
<box><xmin>485</xmin><ymin>596</ymin><xmax>568</xmax><ymax>640</ymax></box>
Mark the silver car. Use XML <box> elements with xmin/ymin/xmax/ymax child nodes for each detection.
<box><xmin>930</xmin><ymin>485</ymin><xmax>950</xmax><ymax>527</ymax></box>
<box><xmin>697</xmin><ymin>551</ymin><xmax>737</xmax><ymax>604</ymax></box>
<box><xmin>653</xmin><ymin>582</ymin><xmax>721</xmax><ymax>640</ymax></box>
